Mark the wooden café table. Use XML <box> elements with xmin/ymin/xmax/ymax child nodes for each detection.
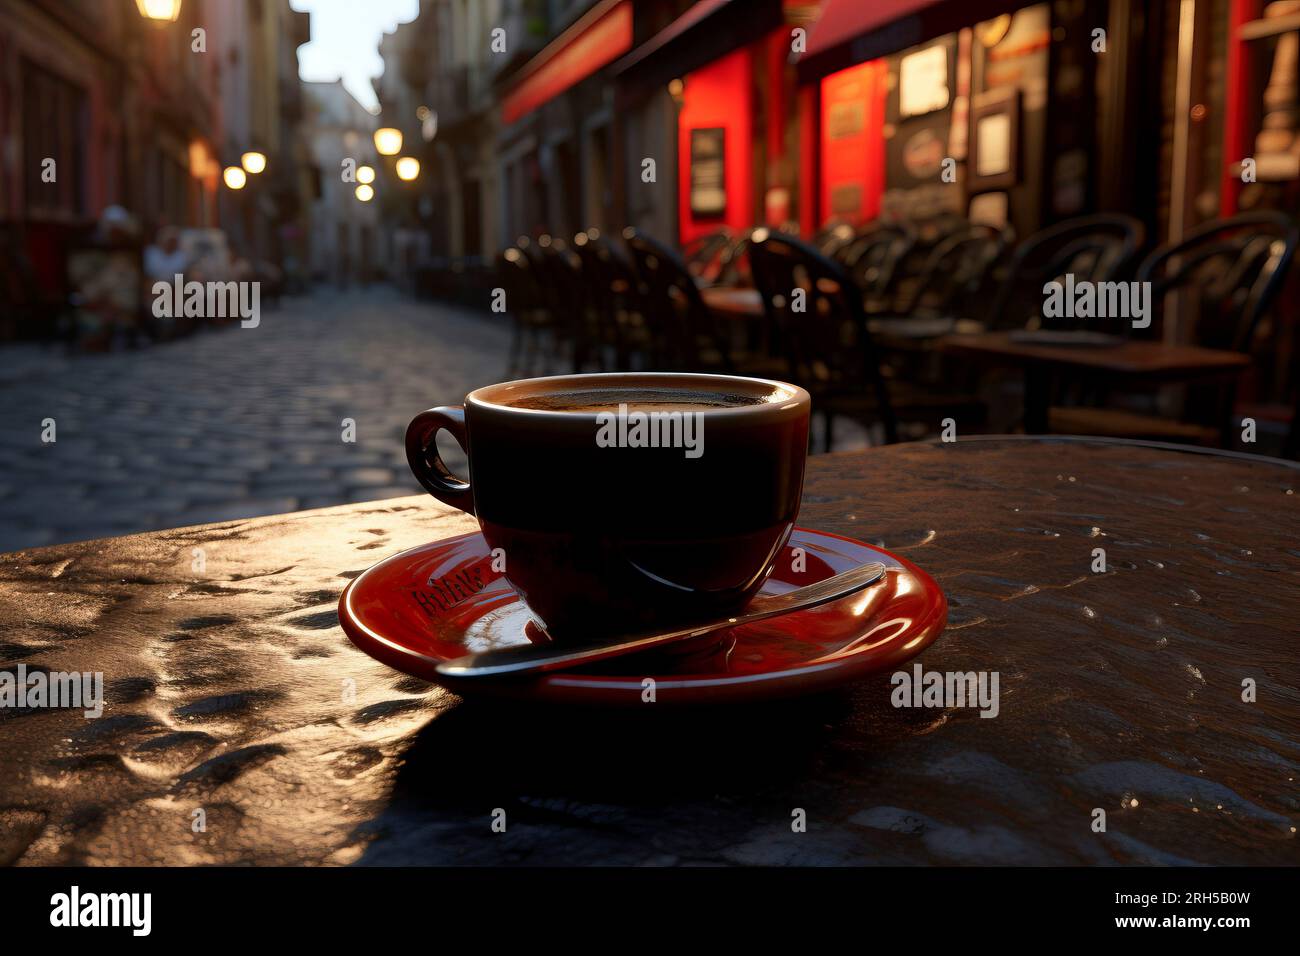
<box><xmin>940</xmin><ymin>330</ymin><xmax>1251</xmax><ymax>435</ymax></box>
<box><xmin>0</xmin><ymin>437</ymin><xmax>1295</xmax><ymax>865</ymax></box>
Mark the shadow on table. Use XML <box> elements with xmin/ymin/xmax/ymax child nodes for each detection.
<box><xmin>407</xmin><ymin>692</ymin><xmax>854</xmax><ymax>797</ymax></box>
<box><xmin>348</xmin><ymin>672</ymin><xmax>929</xmax><ymax>864</ymax></box>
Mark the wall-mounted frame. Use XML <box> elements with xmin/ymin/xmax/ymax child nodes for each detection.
<box><xmin>898</xmin><ymin>43</ymin><xmax>950</xmax><ymax>119</ymax></box>
<box><xmin>968</xmin><ymin>86</ymin><xmax>1020</xmax><ymax>193</ymax></box>
<box><xmin>689</xmin><ymin>127</ymin><xmax>726</xmax><ymax>217</ymax></box>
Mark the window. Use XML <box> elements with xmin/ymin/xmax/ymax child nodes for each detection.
<box><xmin>22</xmin><ymin>59</ymin><xmax>88</xmax><ymax>220</ymax></box>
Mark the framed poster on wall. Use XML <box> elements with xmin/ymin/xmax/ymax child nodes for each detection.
<box><xmin>689</xmin><ymin>127</ymin><xmax>726</xmax><ymax>217</ymax></box>
<box><xmin>898</xmin><ymin>43</ymin><xmax>950</xmax><ymax>119</ymax></box>
<box><xmin>968</xmin><ymin>87</ymin><xmax>1020</xmax><ymax>193</ymax></box>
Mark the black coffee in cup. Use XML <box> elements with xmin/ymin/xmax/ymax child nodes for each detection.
<box><xmin>499</xmin><ymin>387</ymin><xmax>767</xmax><ymax>413</ymax></box>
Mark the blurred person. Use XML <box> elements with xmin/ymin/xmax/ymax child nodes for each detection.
<box><xmin>144</xmin><ymin>226</ymin><xmax>192</xmax><ymax>282</ymax></box>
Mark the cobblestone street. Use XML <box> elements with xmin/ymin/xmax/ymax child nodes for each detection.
<box><xmin>0</xmin><ymin>287</ymin><xmax>512</xmax><ymax>552</ymax></box>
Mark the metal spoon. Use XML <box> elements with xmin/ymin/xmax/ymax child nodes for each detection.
<box><xmin>434</xmin><ymin>561</ymin><xmax>888</xmax><ymax>679</ymax></box>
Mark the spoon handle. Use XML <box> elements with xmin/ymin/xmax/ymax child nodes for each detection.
<box><xmin>434</xmin><ymin>562</ymin><xmax>888</xmax><ymax>679</ymax></box>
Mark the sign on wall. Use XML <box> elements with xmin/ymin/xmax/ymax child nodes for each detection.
<box><xmin>898</xmin><ymin>43</ymin><xmax>950</xmax><ymax>119</ymax></box>
<box><xmin>689</xmin><ymin>127</ymin><xmax>727</xmax><ymax>217</ymax></box>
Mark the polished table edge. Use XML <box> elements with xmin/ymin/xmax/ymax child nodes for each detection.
<box><xmin>909</xmin><ymin>433</ymin><xmax>1300</xmax><ymax>470</ymax></box>
<box><xmin>937</xmin><ymin>332</ymin><xmax>1251</xmax><ymax>376</ymax></box>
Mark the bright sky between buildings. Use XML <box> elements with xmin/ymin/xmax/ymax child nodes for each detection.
<box><xmin>291</xmin><ymin>0</ymin><xmax>419</xmax><ymax>112</ymax></box>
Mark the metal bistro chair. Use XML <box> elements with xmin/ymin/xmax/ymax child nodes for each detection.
<box><xmin>834</xmin><ymin>220</ymin><xmax>918</xmax><ymax>316</ymax></box>
<box><xmin>682</xmin><ymin>227</ymin><xmax>734</xmax><ymax>286</ymax></box>
<box><xmin>500</xmin><ymin>243</ymin><xmax>551</xmax><ymax>378</ymax></box>
<box><xmin>622</xmin><ymin>228</ymin><xmax>736</xmax><ymax>372</ymax></box>
<box><xmin>813</xmin><ymin>220</ymin><xmax>857</xmax><ymax>258</ymax></box>
<box><xmin>863</xmin><ymin>223</ymin><xmax>1012</xmax><ymax>427</ymax></box>
<box><xmin>985</xmin><ymin>213</ymin><xmax>1146</xmax><ymax>331</ymax></box>
<box><xmin>1050</xmin><ymin>211</ymin><xmax>1300</xmax><ymax>445</ymax></box>
<box><xmin>711</xmin><ymin>226</ymin><xmax>764</xmax><ymax>288</ymax></box>
<box><xmin>896</xmin><ymin>222</ymin><xmax>1014</xmax><ymax>324</ymax></box>
<box><xmin>748</xmin><ymin>228</ymin><xmax>898</xmax><ymax>449</ymax></box>
<box><xmin>1137</xmin><ymin>211</ymin><xmax>1299</xmax><ymax>349</ymax></box>
<box><xmin>572</xmin><ymin>228</ymin><xmax>647</xmax><ymax>371</ymax></box>
<box><xmin>533</xmin><ymin>234</ymin><xmax>602</xmax><ymax>373</ymax></box>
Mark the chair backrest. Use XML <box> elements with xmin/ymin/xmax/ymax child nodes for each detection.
<box><xmin>498</xmin><ymin>244</ymin><xmax>544</xmax><ymax>316</ymax></box>
<box><xmin>712</xmin><ymin>226</ymin><xmax>763</xmax><ymax>287</ymax></box>
<box><xmin>682</xmin><ymin>228</ymin><xmax>734</xmax><ymax>284</ymax></box>
<box><xmin>622</xmin><ymin>228</ymin><xmax>730</xmax><ymax>371</ymax></box>
<box><xmin>1136</xmin><ymin>211</ymin><xmax>1299</xmax><ymax>351</ymax></box>
<box><xmin>814</xmin><ymin>221</ymin><xmax>857</xmax><ymax>257</ymax></box>
<box><xmin>901</xmin><ymin>223</ymin><xmax>1014</xmax><ymax>320</ymax></box>
<box><xmin>986</xmin><ymin>213</ymin><xmax>1146</xmax><ymax>330</ymax></box>
<box><xmin>834</xmin><ymin>221</ymin><xmax>918</xmax><ymax>307</ymax></box>
<box><xmin>534</xmin><ymin>235</ymin><xmax>593</xmax><ymax>340</ymax></box>
<box><xmin>748</xmin><ymin>228</ymin><xmax>898</xmax><ymax>442</ymax></box>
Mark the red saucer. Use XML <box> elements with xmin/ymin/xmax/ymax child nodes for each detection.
<box><xmin>339</xmin><ymin>527</ymin><xmax>947</xmax><ymax>706</ymax></box>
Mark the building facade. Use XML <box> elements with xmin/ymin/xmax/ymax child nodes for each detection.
<box><xmin>302</xmin><ymin>79</ymin><xmax>380</xmax><ymax>286</ymax></box>
<box><xmin>0</xmin><ymin>0</ymin><xmax>313</xmax><ymax>331</ymax></box>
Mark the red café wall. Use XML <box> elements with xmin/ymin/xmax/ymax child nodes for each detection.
<box><xmin>818</xmin><ymin>59</ymin><xmax>887</xmax><ymax>226</ymax></box>
<box><xmin>678</xmin><ymin>47</ymin><xmax>754</xmax><ymax>246</ymax></box>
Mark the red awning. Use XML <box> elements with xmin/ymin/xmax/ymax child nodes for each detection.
<box><xmin>612</xmin><ymin>0</ymin><xmax>784</xmax><ymax>96</ymax></box>
<box><xmin>803</xmin><ymin>0</ymin><xmax>940</xmax><ymax>61</ymax></box>
<box><xmin>613</xmin><ymin>0</ymin><xmax>731</xmax><ymax>75</ymax></box>
<box><xmin>501</xmin><ymin>0</ymin><xmax>634</xmax><ymax>125</ymax></box>
<box><xmin>796</xmin><ymin>0</ymin><xmax>1020</xmax><ymax>82</ymax></box>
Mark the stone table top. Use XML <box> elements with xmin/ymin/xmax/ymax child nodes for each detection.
<box><xmin>1</xmin><ymin>437</ymin><xmax>1296</xmax><ymax>865</ymax></box>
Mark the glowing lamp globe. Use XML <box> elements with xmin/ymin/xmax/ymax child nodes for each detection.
<box><xmin>136</xmin><ymin>0</ymin><xmax>182</xmax><ymax>21</ymax></box>
<box><xmin>373</xmin><ymin>128</ymin><xmax>403</xmax><ymax>156</ymax></box>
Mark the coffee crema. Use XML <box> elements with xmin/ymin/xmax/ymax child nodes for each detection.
<box><xmin>501</xmin><ymin>387</ymin><xmax>768</xmax><ymax>413</ymax></box>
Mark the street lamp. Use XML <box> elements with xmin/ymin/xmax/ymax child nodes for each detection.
<box><xmin>395</xmin><ymin>157</ymin><xmax>420</xmax><ymax>181</ymax></box>
<box><xmin>223</xmin><ymin>166</ymin><xmax>247</xmax><ymax>190</ymax></box>
<box><xmin>374</xmin><ymin>128</ymin><xmax>403</xmax><ymax>156</ymax></box>
<box><xmin>356</xmin><ymin>165</ymin><xmax>376</xmax><ymax>185</ymax></box>
<box><xmin>136</xmin><ymin>0</ymin><xmax>182</xmax><ymax>20</ymax></box>
<box><xmin>241</xmin><ymin>151</ymin><xmax>267</xmax><ymax>175</ymax></box>
<box><xmin>355</xmin><ymin>184</ymin><xmax>374</xmax><ymax>202</ymax></box>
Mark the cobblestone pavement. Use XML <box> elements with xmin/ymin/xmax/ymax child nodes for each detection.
<box><xmin>0</xmin><ymin>287</ymin><xmax>512</xmax><ymax>552</ymax></box>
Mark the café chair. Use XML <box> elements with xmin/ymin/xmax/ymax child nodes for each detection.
<box><xmin>890</xmin><ymin>222</ymin><xmax>1013</xmax><ymax>329</ymax></box>
<box><xmin>834</xmin><ymin>220</ymin><xmax>918</xmax><ymax>315</ymax></box>
<box><xmin>985</xmin><ymin>213</ymin><xmax>1147</xmax><ymax>331</ymax></box>
<box><xmin>499</xmin><ymin>243</ymin><xmax>552</xmax><ymax>378</ymax></box>
<box><xmin>814</xmin><ymin>220</ymin><xmax>857</xmax><ymax>257</ymax></box>
<box><xmin>534</xmin><ymin>234</ymin><xmax>604</xmax><ymax>373</ymax></box>
<box><xmin>572</xmin><ymin>228</ymin><xmax>647</xmax><ymax>371</ymax></box>
<box><xmin>749</xmin><ymin>229</ymin><xmax>895</xmax><ymax>448</ymax></box>
<box><xmin>622</xmin><ymin>228</ymin><xmax>755</xmax><ymax>374</ymax></box>
<box><xmin>682</xmin><ymin>228</ymin><xmax>734</xmax><ymax>286</ymax></box>
<box><xmin>1049</xmin><ymin>211</ymin><xmax>1300</xmax><ymax>445</ymax></box>
<box><xmin>711</xmin><ymin>226</ymin><xmax>764</xmax><ymax>288</ymax></box>
<box><xmin>1136</xmin><ymin>211</ymin><xmax>1298</xmax><ymax>348</ymax></box>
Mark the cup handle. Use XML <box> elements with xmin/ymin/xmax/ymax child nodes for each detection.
<box><xmin>405</xmin><ymin>406</ymin><xmax>475</xmax><ymax>516</ymax></box>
